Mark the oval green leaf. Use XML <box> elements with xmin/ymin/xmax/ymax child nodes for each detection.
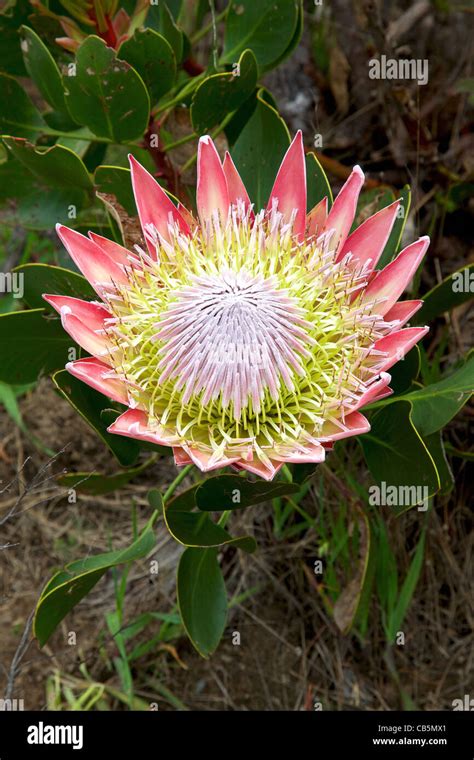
<box><xmin>64</xmin><ymin>36</ymin><xmax>150</xmax><ymax>142</ymax></box>
<box><xmin>118</xmin><ymin>28</ymin><xmax>176</xmax><ymax>104</ymax></box>
<box><xmin>20</xmin><ymin>25</ymin><xmax>67</xmax><ymax>112</ymax></box>
<box><xmin>177</xmin><ymin>547</ymin><xmax>227</xmax><ymax>658</ymax></box>
<box><xmin>164</xmin><ymin>506</ymin><xmax>256</xmax><ymax>553</ymax></box>
<box><xmin>0</xmin><ymin>309</ymin><xmax>76</xmax><ymax>384</ymax></box>
<box><xmin>360</xmin><ymin>400</ymin><xmax>440</xmax><ymax>514</ymax></box>
<box><xmin>191</xmin><ymin>49</ymin><xmax>258</xmax><ymax>133</ymax></box>
<box><xmin>230</xmin><ymin>88</ymin><xmax>290</xmax><ymax>209</ymax></box>
<box><xmin>2</xmin><ymin>137</ymin><xmax>92</xmax><ymax>191</ymax></box>
<box><xmin>0</xmin><ymin>73</ymin><xmax>45</xmax><ymax>139</ymax></box>
<box><xmin>195</xmin><ymin>474</ymin><xmax>300</xmax><ymax>511</ymax></box>
<box><xmin>222</xmin><ymin>0</ymin><xmax>300</xmax><ymax>73</ymax></box>
<box><xmin>13</xmin><ymin>263</ymin><xmax>96</xmax><ymax>310</ymax></box>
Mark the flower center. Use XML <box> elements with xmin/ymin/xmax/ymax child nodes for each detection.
<box><xmin>153</xmin><ymin>268</ymin><xmax>314</xmax><ymax>420</ymax></box>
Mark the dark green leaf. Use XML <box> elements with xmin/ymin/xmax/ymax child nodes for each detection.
<box><xmin>94</xmin><ymin>165</ymin><xmax>137</xmax><ymax>216</ymax></box>
<box><xmin>164</xmin><ymin>506</ymin><xmax>256</xmax><ymax>553</ymax></box>
<box><xmin>2</xmin><ymin>137</ymin><xmax>92</xmax><ymax>191</ymax></box>
<box><xmin>0</xmin><ymin>73</ymin><xmax>45</xmax><ymax>139</ymax></box>
<box><xmin>118</xmin><ymin>28</ymin><xmax>176</xmax><ymax>103</ymax></box>
<box><xmin>305</xmin><ymin>151</ymin><xmax>333</xmax><ymax>210</ymax></box>
<box><xmin>177</xmin><ymin>547</ymin><xmax>227</xmax><ymax>657</ymax></box>
<box><xmin>0</xmin><ymin>0</ymin><xmax>29</xmax><ymax>75</ymax></box>
<box><xmin>52</xmin><ymin>370</ymin><xmax>140</xmax><ymax>467</ymax></box>
<box><xmin>0</xmin><ymin>155</ymin><xmax>87</xmax><ymax>230</ymax></box>
<box><xmin>58</xmin><ymin>457</ymin><xmax>156</xmax><ymax>495</ymax></box>
<box><xmin>20</xmin><ymin>25</ymin><xmax>67</xmax><ymax>112</ymax></box>
<box><xmin>64</xmin><ymin>36</ymin><xmax>150</xmax><ymax>142</ymax></box>
<box><xmin>147</xmin><ymin>1</ymin><xmax>183</xmax><ymax>63</ymax></box>
<box><xmin>195</xmin><ymin>474</ymin><xmax>300</xmax><ymax>511</ymax></box>
<box><xmin>378</xmin><ymin>185</ymin><xmax>411</xmax><ymax>268</ymax></box>
<box><xmin>14</xmin><ymin>263</ymin><xmax>96</xmax><ymax>310</ymax></box>
<box><xmin>222</xmin><ymin>0</ymin><xmax>300</xmax><ymax>73</ymax></box>
<box><xmin>361</xmin><ymin>400</ymin><xmax>440</xmax><ymax>514</ymax></box>
<box><xmin>389</xmin><ymin>346</ymin><xmax>420</xmax><ymax>395</ymax></box>
<box><xmin>230</xmin><ymin>88</ymin><xmax>290</xmax><ymax>209</ymax></box>
<box><xmin>0</xmin><ymin>309</ymin><xmax>76</xmax><ymax>384</ymax></box>
<box><xmin>423</xmin><ymin>432</ymin><xmax>454</xmax><ymax>495</ymax></box>
<box><xmin>191</xmin><ymin>49</ymin><xmax>258</xmax><ymax>133</ymax></box>
<box><xmin>413</xmin><ymin>263</ymin><xmax>474</xmax><ymax>325</ymax></box>
<box><xmin>409</xmin><ymin>353</ymin><xmax>474</xmax><ymax>436</ymax></box>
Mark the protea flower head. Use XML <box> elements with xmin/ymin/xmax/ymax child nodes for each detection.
<box><xmin>44</xmin><ymin>132</ymin><xmax>429</xmax><ymax>480</ymax></box>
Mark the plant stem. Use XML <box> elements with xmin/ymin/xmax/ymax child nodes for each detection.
<box><xmin>190</xmin><ymin>6</ymin><xmax>229</xmax><ymax>43</ymax></box>
<box><xmin>163</xmin><ymin>464</ymin><xmax>194</xmax><ymax>503</ymax></box>
<box><xmin>217</xmin><ymin>509</ymin><xmax>231</xmax><ymax>528</ymax></box>
<box><xmin>152</xmin><ymin>73</ymin><xmax>206</xmax><ymax>117</ymax></box>
<box><xmin>162</xmin><ymin>132</ymin><xmax>197</xmax><ymax>153</ymax></box>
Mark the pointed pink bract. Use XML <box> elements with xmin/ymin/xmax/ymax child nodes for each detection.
<box><xmin>128</xmin><ymin>154</ymin><xmax>189</xmax><ymax>253</ymax></box>
<box><xmin>196</xmin><ymin>136</ymin><xmax>230</xmax><ymax>226</ymax></box>
<box><xmin>267</xmin><ymin>130</ymin><xmax>306</xmax><ymax>237</ymax></box>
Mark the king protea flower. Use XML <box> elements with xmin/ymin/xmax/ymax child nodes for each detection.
<box><xmin>44</xmin><ymin>133</ymin><xmax>429</xmax><ymax>480</ymax></box>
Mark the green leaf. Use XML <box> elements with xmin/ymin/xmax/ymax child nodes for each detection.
<box><xmin>413</xmin><ymin>263</ymin><xmax>474</xmax><ymax>325</ymax></box>
<box><xmin>166</xmin><ymin>483</ymin><xmax>200</xmax><ymax>512</ymax></box>
<box><xmin>230</xmin><ymin>88</ymin><xmax>290</xmax><ymax>209</ymax></box>
<box><xmin>333</xmin><ymin>507</ymin><xmax>371</xmax><ymax>634</ymax></box>
<box><xmin>374</xmin><ymin>518</ymin><xmax>398</xmax><ymax>639</ymax></box>
<box><xmin>147</xmin><ymin>1</ymin><xmax>183</xmax><ymax>63</ymax></box>
<box><xmin>0</xmin><ymin>309</ymin><xmax>76</xmax><ymax>384</ymax></box>
<box><xmin>58</xmin><ymin>457</ymin><xmax>156</xmax><ymax>495</ymax></box>
<box><xmin>64</xmin><ymin>36</ymin><xmax>150</xmax><ymax>142</ymax></box>
<box><xmin>388</xmin><ymin>528</ymin><xmax>426</xmax><ymax>642</ymax></box>
<box><xmin>305</xmin><ymin>151</ymin><xmax>333</xmax><ymax>210</ymax></box>
<box><xmin>222</xmin><ymin>0</ymin><xmax>300</xmax><ymax>73</ymax></box>
<box><xmin>118</xmin><ymin>28</ymin><xmax>176</xmax><ymax>104</ymax></box>
<box><xmin>0</xmin><ymin>381</ymin><xmax>28</xmax><ymax>432</ymax></box>
<box><xmin>20</xmin><ymin>25</ymin><xmax>67</xmax><ymax>112</ymax></box>
<box><xmin>377</xmin><ymin>186</ymin><xmax>411</xmax><ymax>268</ymax></box>
<box><xmin>423</xmin><ymin>432</ymin><xmax>454</xmax><ymax>495</ymax></box>
<box><xmin>52</xmin><ymin>370</ymin><xmax>140</xmax><ymax>467</ymax></box>
<box><xmin>389</xmin><ymin>346</ymin><xmax>420</xmax><ymax>395</ymax></box>
<box><xmin>34</xmin><ymin>525</ymin><xmax>156</xmax><ymax>647</ymax></box>
<box><xmin>361</xmin><ymin>400</ymin><xmax>440</xmax><ymax>514</ymax></box>
<box><xmin>177</xmin><ymin>547</ymin><xmax>227</xmax><ymax>657</ymax></box>
<box><xmin>2</xmin><ymin>138</ymin><xmax>92</xmax><ymax>191</ymax></box>
<box><xmin>0</xmin><ymin>0</ymin><xmax>29</xmax><ymax>76</ymax></box>
<box><xmin>408</xmin><ymin>353</ymin><xmax>474</xmax><ymax>436</ymax></box>
<box><xmin>191</xmin><ymin>49</ymin><xmax>258</xmax><ymax>133</ymax></box>
<box><xmin>164</xmin><ymin>506</ymin><xmax>256</xmax><ymax>553</ymax></box>
<box><xmin>0</xmin><ymin>155</ymin><xmax>88</xmax><ymax>230</ymax></box>
<box><xmin>0</xmin><ymin>73</ymin><xmax>45</xmax><ymax>139</ymax></box>
<box><xmin>195</xmin><ymin>474</ymin><xmax>300</xmax><ymax>511</ymax></box>
<box><xmin>94</xmin><ymin>165</ymin><xmax>136</xmax><ymax>216</ymax></box>
<box><xmin>13</xmin><ymin>263</ymin><xmax>96</xmax><ymax>310</ymax></box>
